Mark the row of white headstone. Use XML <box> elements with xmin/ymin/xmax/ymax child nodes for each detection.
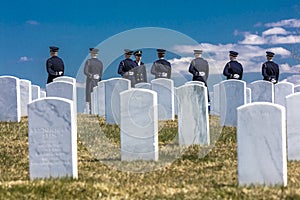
<box><xmin>90</xmin><ymin>78</ymin><xmax>210</xmax><ymax>161</ymax></box>
<box><xmin>0</xmin><ymin>75</ymin><xmax>78</xmax><ymax>180</ymax></box>
<box><xmin>209</xmin><ymin>79</ymin><xmax>300</xmax><ymax>186</ymax></box>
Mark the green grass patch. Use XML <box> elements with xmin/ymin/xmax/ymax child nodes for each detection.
<box><xmin>0</xmin><ymin>115</ymin><xmax>300</xmax><ymax>199</ymax></box>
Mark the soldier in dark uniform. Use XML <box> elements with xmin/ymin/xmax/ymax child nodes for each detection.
<box><xmin>118</xmin><ymin>49</ymin><xmax>137</xmax><ymax>87</ymax></box>
<box><xmin>84</xmin><ymin>48</ymin><xmax>103</xmax><ymax>111</ymax></box>
<box><xmin>46</xmin><ymin>46</ymin><xmax>65</xmax><ymax>84</ymax></box>
<box><xmin>262</xmin><ymin>51</ymin><xmax>279</xmax><ymax>84</ymax></box>
<box><xmin>151</xmin><ymin>49</ymin><xmax>171</xmax><ymax>79</ymax></box>
<box><xmin>223</xmin><ymin>51</ymin><xmax>243</xmax><ymax>80</ymax></box>
<box><xmin>188</xmin><ymin>49</ymin><xmax>209</xmax><ymax>86</ymax></box>
<box><xmin>188</xmin><ymin>49</ymin><xmax>210</xmax><ymax>102</ymax></box>
<box><xmin>133</xmin><ymin>50</ymin><xmax>147</xmax><ymax>84</ymax></box>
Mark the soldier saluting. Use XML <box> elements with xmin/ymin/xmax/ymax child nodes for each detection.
<box><xmin>133</xmin><ymin>50</ymin><xmax>147</xmax><ymax>84</ymax></box>
<box><xmin>223</xmin><ymin>51</ymin><xmax>243</xmax><ymax>80</ymax></box>
<box><xmin>46</xmin><ymin>46</ymin><xmax>65</xmax><ymax>83</ymax></box>
<box><xmin>151</xmin><ymin>49</ymin><xmax>171</xmax><ymax>79</ymax></box>
<box><xmin>118</xmin><ymin>49</ymin><xmax>137</xmax><ymax>87</ymax></box>
<box><xmin>262</xmin><ymin>51</ymin><xmax>279</xmax><ymax>84</ymax></box>
<box><xmin>84</xmin><ymin>48</ymin><xmax>103</xmax><ymax>111</ymax></box>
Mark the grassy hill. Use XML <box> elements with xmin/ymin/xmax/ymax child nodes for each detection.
<box><xmin>1</xmin><ymin>115</ymin><xmax>300</xmax><ymax>199</ymax></box>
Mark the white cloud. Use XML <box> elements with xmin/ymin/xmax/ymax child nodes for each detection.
<box><xmin>262</xmin><ymin>27</ymin><xmax>290</xmax><ymax>35</ymax></box>
<box><xmin>26</xmin><ymin>20</ymin><xmax>40</xmax><ymax>25</ymax></box>
<box><xmin>268</xmin><ymin>35</ymin><xmax>300</xmax><ymax>44</ymax></box>
<box><xmin>19</xmin><ymin>56</ymin><xmax>32</xmax><ymax>62</ymax></box>
<box><xmin>265</xmin><ymin>19</ymin><xmax>300</xmax><ymax>28</ymax></box>
<box><xmin>239</xmin><ymin>33</ymin><xmax>266</xmax><ymax>45</ymax></box>
<box><xmin>282</xmin><ymin>75</ymin><xmax>300</xmax><ymax>85</ymax></box>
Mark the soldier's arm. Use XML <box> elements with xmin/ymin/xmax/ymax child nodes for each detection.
<box><xmin>188</xmin><ymin>61</ymin><xmax>197</xmax><ymax>75</ymax></box>
<box><xmin>262</xmin><ymin>63</ymin><xmax>270</xmax><ymax>80</ymax></box>
<box><xmin>99</xmin><ymin>61</ymin><xmax>104</xmax><ymax>80</ymax></box>
<box><xmin>61</xmin><ymin>59</ymin><xmax>65</xmax><ymax>75</ymax></box>
<box><xmin>276</xmin><ymin>64</ymin><xmax>280</xmax><ymax>81</ymax></box>
<box><xmin>223</xmin><ymin>63</ymin><xmax>231</xmax><ymax>78</ymax></box>
<box><xmin>118</xmin><ymin>61</ymin><xmax>125</xmax><ymax>76</ymax></box>
<box><xmin>84</xmin><ymin>60</ymin><xmax>92</xmax><ymax>78</ymax></box>
<box><xmin>167</xmin><ymin>64</ymin><xmax>171</xmax><ymax>79</ymax></box>
<box><xmin>204</xmin><ymin>61</ymin><xmax>209</xmax><ymax>81</ymax></box>
<box><xmin>46</xmin><ymin>59</ymin><xmax>57</xmax><ymax>76</ymax></box>
<box><xmin>239</xmin><ymin>64</ymin><xmax>243</xmax><ymax>80</ymax></box>
<box><xmin>150</xmin><ymin>62</ymin><xmax>157</xmax><ymax>75</ymax></box>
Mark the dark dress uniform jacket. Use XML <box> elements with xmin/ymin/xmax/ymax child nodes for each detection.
<box><xmin>84</xmin><ymin>58</ymin><xmax>103</xmax><ymax>102</ymax></box>
<box><xmin>188</xmin><ymin>57</ymin><xmax>209</xmax><ymax>86</ymax></box>
<box><xmin>151</xmin><ymin>59</ymin><xmax>171</xmax><ymax>79</ymax></box>
<box><xmin>118</xmin><ymin>58</ymin><xmax>137</xmax><ymax>87</ymax></box>
<box><xmin>134</xmin><ymin>61</ymin><xmax>147</xmax><ymax>83</ymax></box>
<box><xmin>262</xmin><ymin>61</ymin><xmax>279</xmax><ymax>83</ymax></box>
<box><xmin>46</xmin><ymin>56</ymin><xmax>64</xmax><ymax>83</ymax></box>
<box><xmin>223</xmin><ymin>60</ymin><xmax>243</xmax><ymax>80</ymax></box>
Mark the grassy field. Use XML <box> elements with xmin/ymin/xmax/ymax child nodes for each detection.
<box><xmin>1</xmin><ymin>115</ymin><xmax>300</xmax><ymax>199</ymax></box>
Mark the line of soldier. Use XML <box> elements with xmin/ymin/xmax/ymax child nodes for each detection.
<box><xmin>46</xmin><ymin>46</ymin><xmax>280</xmax><ymax>110</ymax></box>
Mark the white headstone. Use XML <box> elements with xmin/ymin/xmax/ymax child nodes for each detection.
<box><xmin>274</xmin><ymin>82</ymin><xmax>294</xmax><ymax>107</ymax></box>
<box><xmin>151</xmin><ymin>78</ymin><xmax>174</xmax><ymax>121</ymax></box>
<box><xmin>20</xmin><ymin>79</ymin><xmax>32</xmax><ymax>117</ymax></box>
<box><xmin>105</xmin><ymin>78</ymin><xmax>131</xmax><ymax>124</ymax></box>
<box><xmin>286</xmin><ymin>93</ymin><xmax>300</xmax><ymax>161</ymax></box>
<box><xmin>28</xmin><ymin>97</ymin><xmax>78</xmax><ymax>179</ymax></box>
<box><xmin>177</xmin><ymin>84</ymin><xmax>210</xmax><ymax>145</ymax></box>
<box><xmin>53</xmin><ymin>76</ymin><xmax>77</xmax><ymax>113</ymax></box>
<box><xmin>212</xmin><ymin>83</ymin><xmax>220</xmax><ymax>116</ymax></box>
<box><xmin>0</xmin><ymin>76</ymin><xmax>21</xmax><ymax>122</ymax></box>
<box><xmin>174</xmin><ymin>87</ymin><xmax>178</xmax><ymax>116</ymax></box>
<box><xmin>40</xmin><ymin>90</ymin><xmax>46</xmax><ymax>98</ymax></box>
<box><xmin>294</xmin><ymin>85</ymin><xmax>300</xmax><ymax>93</ymax></box>
<box><xmin>246</xmin><ymin>87</ymin><xmax>251</xmax><ymax>104</ymax></box>
<box><xmin>220</xmin><ymin>80</ymin><xmax>246</xmax><ymax>126</ymax></box>
<box><xmin>120</xmin><ymin>89</ymin><xmax>158</xmax><ymax>161</ymax></box>
<box><xmin>249</xmin><ymin>80</ymin><xmax>274</xmax><ymax>103</ymax></box>
<box><xmin>135</xmin><ymin>82</ymin><xmax>151</xmax><ymax>89</ymax></box>
<box><xmin>53</xmin><ymin>76</ymin><xmax>76</xmax><ymax>84</ymax></box>
<box><xmin>46</xmin><ymin>81</ymin><xmax>74</xmax><ymax>101</ymax></box>
<box><xmin>237</xmin><ymin>102</ymin><xmax>287</xmax><ymax>186</ymax></box>
<box><xmin>185</xmin><ymin>81</ymin><xmax>205</xmax><ymax>86</ymax></box>
<box><xmin>96</xmin><ymin>81</ymin><xmax>106</xmax><ymax>117</ymax></box>
<box><xmin>31</xmin><ymin>85</ymin><xmax>40</xmax><ymax>101</ymax></box>
<box><xmin>91</xmin><ymin>88</ymin><xmax>97</xmax><ymax>115</ymax></box>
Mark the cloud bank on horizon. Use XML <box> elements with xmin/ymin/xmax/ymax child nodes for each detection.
<box><xmin>169</xmin><ymin>18</ymin><xmax>300</xmax><ymax>78</ymax></box>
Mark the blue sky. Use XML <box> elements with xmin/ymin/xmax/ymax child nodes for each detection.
<box><xmin>1</xmin><ymin>0</ymin><xmax>300</xmax><ymax>88</ymax></box>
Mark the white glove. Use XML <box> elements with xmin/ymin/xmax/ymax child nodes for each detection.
<box><xmin>271</xmin><ymin>78</ymin><xmax>276</xmax><ymax>83</ymax></box>
<box><xmin>199</xmin><ymin>72</ymin><xmax>205</xmax><ymax>76</ymax></box>
<box><xmin>93</xmin><ymin>74</ymin><xmax>100</xmax><ymax>79</ymax></box>
<box><xmin>58</xmin><ymin>71</ymin><xmax>63</xmax><ymax>76</ymax></box>
<box><xmin>233</xmin><ymin>74</ymin><xmax>240</xmax><ymax>79</ymax></box>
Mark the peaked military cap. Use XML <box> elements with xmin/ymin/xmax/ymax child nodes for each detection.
<box><xmin>266</xmin><ymin>51</ymin><xmax>275</xmax><ymax>57</ymax></box>
<box><xmin>134</xmin><ymin>50</ymin><xmax>142</xmax><ymax>56</ymax></box>
<box><xmin>124</xmin><ymin>49</ymin><xmax>133</xmax><ymax>55</ymax></box>
<box><xmin>89</xmin><ymin>48</ymin><xmax>99</xmax><ymax>54</ymax></box>
<box><xmin>49</xmin><ymin>46</ymin><xmax>59</xmax><ymax>52</ymax></box>
<box><xmin>194</xmin><ymin>49</ymin><xmax>203</xmax><ymax>54</ymax></box>
<box><xmin>157</xmin><ymin>49</ymin><xmax>166</xmax><ymax>53</ymax></box>
<box><xmin>229</xmin><ymin>51</ymin><xmax>239</xmax><ymax>57</ymax></box>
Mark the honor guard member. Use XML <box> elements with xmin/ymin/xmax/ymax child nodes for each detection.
<box><xmin>118</xmin><ymin>49</ymin><xmax>137</xmax><ymax>87</ymax></box>
<box><xmin>46</xmin><ymin>46</ymin><xmax>65</xmax><ymax>83</ymax></box>
<box><xmin>133</xmin><ymin>50</ymin><xmax>147</xmax><ymax>84</ymax></box>
<box><xmin>151</xmin><ymin>49</ymin><xmax>171</xmax><ymax>79</ymax></box>
<box><xmin>188</xmin><ymin>49</ymin><xmax>210</xmax><ymax>102</ymax></box>
<box><xmin>223</xmin><ymin>51</ymin><xmax>243</xmax><ymax>80</ymax></box>
<box><xmin>188</xmin><ymin>50</ymin><xmax>209</xmax><ymax>86</ymax></box>
<box><xmin>84</xmin><ymin>48</ymin><xmax>104</xmax><ymax>111</ymax></box>
<box><xmin>262</xmin><ymin>51</ymin><xmax>279</xmax><ymax>84</ymax></box>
